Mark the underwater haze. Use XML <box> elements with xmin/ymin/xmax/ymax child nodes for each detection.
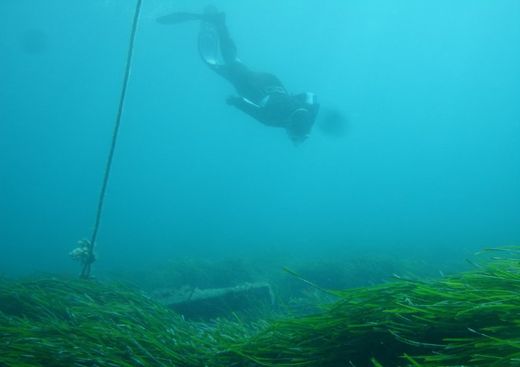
<box><xmin>1</xmin><ymin>0</ymin><xmax>519</xmax><ymax>277</ymax></box>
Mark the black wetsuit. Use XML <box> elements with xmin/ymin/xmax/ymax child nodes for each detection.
<box><xmin>199</xmin><ymin>8</ymin><xmax>319</xmax><ymax>142</ymax></box>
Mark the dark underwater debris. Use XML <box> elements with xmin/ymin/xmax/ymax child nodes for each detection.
<box><xmin>152</xmin><ymin>282</ymin><xmax>274</xmax><ymax>320</ymax></box>
<box><xmin>2</xmin><ymin>256</ymin><xmax>520</xmax><ymax>366</ymax></box>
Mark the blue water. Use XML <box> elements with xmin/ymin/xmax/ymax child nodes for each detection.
<box><xmin>1</xmin><ymin>0</ymin><xmax>519</xmax><ymax>277</ymax></box>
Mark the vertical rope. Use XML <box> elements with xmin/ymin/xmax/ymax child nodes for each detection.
<box><xmin>81</xmin><ymin>0</ymin><xmax>143</xmax><ymax>279</ymax></box>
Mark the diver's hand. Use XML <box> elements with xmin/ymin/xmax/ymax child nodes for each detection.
<box><xmin>226</xmin><ymin>96</ymin><xmax>240</xmax><ymax>106</ymax></box>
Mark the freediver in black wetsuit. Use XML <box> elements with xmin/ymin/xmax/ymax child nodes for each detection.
<box><xmin>157</xmin><ymin>6</ymin><xmax>320</xmax><ymax>144</ymax></box>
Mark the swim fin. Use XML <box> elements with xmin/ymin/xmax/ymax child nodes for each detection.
<box><xmin>198</xmin><ymin>19</ymin><xmax>222</xmax><ymax>66</ymax></box>
<box><xmin>156</xmin><ymin>12</ymin><xmax>202</xmax><ymax>25</ymax></box>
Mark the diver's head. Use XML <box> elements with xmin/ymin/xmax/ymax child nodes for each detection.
<box><xmin>287</xmin><ymin>108</ymin><xmax>314</xmax><ymax>144</ymax></box>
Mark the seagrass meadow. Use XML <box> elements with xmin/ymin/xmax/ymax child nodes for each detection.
<box><xmin>1</xmin><ymin>251</ymin><xmax>520</xmax><ymax>367</ymax></box>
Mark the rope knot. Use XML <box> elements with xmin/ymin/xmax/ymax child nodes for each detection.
<box><xmin>70</xmin><ymin>239</ymin><xmax>96</xmax><ymax>266</ymax></box>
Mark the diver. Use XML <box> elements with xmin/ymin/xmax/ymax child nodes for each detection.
<box><xmin>157</xmin><ymin>6</ymin><xmax>320</xmax><ymax>144</ymax></box>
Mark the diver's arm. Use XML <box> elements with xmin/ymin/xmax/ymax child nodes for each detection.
<box><xmin>227</xmin><ymin>96</ymin><xmax>266</xmax><ymax>123</ymax></box>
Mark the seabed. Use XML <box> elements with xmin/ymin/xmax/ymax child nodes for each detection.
<box><xmin>1</xmin><ymin>250</ymin><xmax>520</xmax><ymax>366</ymax></box>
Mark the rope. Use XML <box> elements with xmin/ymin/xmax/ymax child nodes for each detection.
<box><xmin>81</xmin><ymin>0</ymin><xmax>143</xmax><ymax>279</ymax></box>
